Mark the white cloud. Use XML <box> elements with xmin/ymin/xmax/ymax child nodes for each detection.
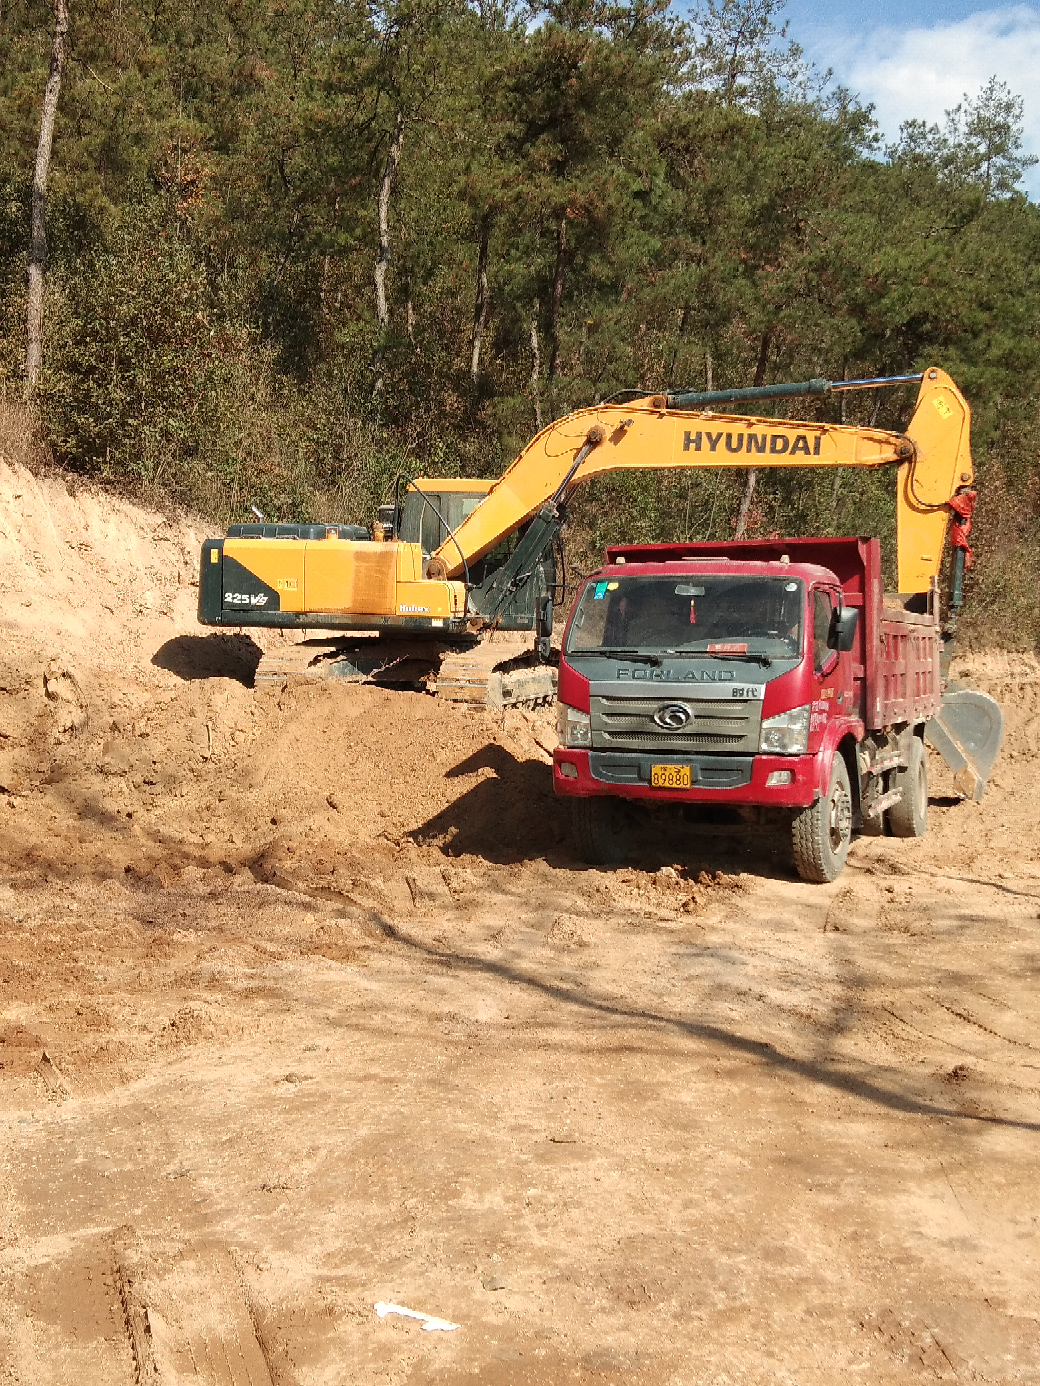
<box><xmin>812</xmin><ymin>6</ymin><xmax>1040</xmax><ymax>195</ymax></box>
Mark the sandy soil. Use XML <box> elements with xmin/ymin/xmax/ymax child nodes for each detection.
<box><xmin>1</xmin><ymin>454</ymin><xmax>1039</xmax><ymax>1385</ymax></box>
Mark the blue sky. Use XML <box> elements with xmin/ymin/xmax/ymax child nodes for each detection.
<box><xmin>778</xmin><ymin>1</ymin><xmax>1040</xmax><ymax>196</ymax></box>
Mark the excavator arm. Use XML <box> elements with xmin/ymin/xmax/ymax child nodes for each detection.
<box><xmin>432</xmin><ymin>367</ymin><xmax>973</xmax><ymax>595</ymax></box>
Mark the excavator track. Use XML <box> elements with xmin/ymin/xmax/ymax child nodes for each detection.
<box><xmin>254</xmin><ymin>637</ymin><xmax>442</xmax><ymax>687</ymax></box>
<box><xmin>434</xmin><ymin>644</ymin><xmax>557</xmax><ymax>709</ymax></box>
<box><xmin>254</xmin><ymin>639</ymin><xmax>349</xmax><ymax>684</ymax></box>
<box><xmin>254</xmin><ymin>635</ymin><xmax>557</xmax><ymax>708</ymax></box>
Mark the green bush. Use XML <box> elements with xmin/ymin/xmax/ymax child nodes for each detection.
<box><xmin>41</xmin><ymin>199</ymin><xmax>235</xmax><ymax>486</ymax></box>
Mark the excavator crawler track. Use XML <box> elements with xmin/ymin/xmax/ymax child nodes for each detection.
<box><xmin>255</xmin><ymin>635</ymin><xmax>557</xmax><ymax>709</ymax></box>
<box><xmin>434</xmin><ymin>644</ymin><xmax>557</xmax><ymax>709</ymax></box>
<box><xmin>254</xmin><ymin>637</ymin><xmax>442</xmax><ymax>687</ymax></box>
<box><xmin>254</xmin><ymin>639</ymin><xmax>349</xmax><ymax>683</ymax></box>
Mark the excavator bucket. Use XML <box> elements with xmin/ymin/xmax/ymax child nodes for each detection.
<box><xmin>924</xmin><ymin>685</ymin><xmax>1004</xmax><ymax>801</ymax></box>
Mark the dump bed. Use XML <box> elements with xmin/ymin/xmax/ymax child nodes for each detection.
<box><xmin>875</xmin><ymin>601</ymin><xmax>942</xmax><ymax>727</ymax></box>
<box><xmin>604</xmin><ymin>536</ymin><xmax>942</xmax><ymax>731</ymax></box>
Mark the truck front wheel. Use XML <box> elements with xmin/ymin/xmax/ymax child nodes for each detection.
<box><xmin>888</xmin><ymin>736</ymin><xmax>928</xmax><ymax>838</ymax></box>
<box><xmin>792</xmin><ymin>755</ymin><xmax>853</xmax><ymax>883</ymax></box>
<box><xmin>572</xmin><ymin>796</ymin><xmax>632</xmax><ymax>866</ymax></box>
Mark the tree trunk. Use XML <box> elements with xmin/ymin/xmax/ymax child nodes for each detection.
<box><xmin>833</xmin><ymin>363</ymin><xmax>848</xmax><ymax>517</ymax></box>
<box><xmin>734</xmin><ymin>331</ymin><xmax>771</xmax><ymax>538</ymax></box>
<box><xmin>529</xmin><ymin>303</ymin><xmax>543</xmax><ymax>432</ymax></box>
<box><xmin>547</xmin><ymin>214</ymin><xmax>566</xmax><ymax>381</ymax></box>
<box><xmin>705</xmin><ymin>351</ymin><xmax>713</xmax><ymax>391</ymax></box>
<box><xmin>372</xmin><ymin>109</ymin><xmax>404</xmax><ymax>398</ymax></box>
<box><xmin>374</xmin><ymin>110</ymin><xmax>404</xmax><ymax>331</ymax></box>
<box><xmin>667</xmin><ymin>304</ymin><xmax>689</xmax><ymax>389</ymax></box>
<box><xmin>470</xmin><ymin>215</ymin><xmax>490</xmax><ymax>385</ymax></box>
<box><xmin>25</xmin><ymin>0</ymin><xmax>69</xmax><ymax>402</ymax></box>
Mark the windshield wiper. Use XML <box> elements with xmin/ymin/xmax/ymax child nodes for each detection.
<box><xmin>570</xmin><ymin>646</ymin><xmax>662</xmax><ymax>665</ymax></box>
<box><xmin>664</xmin><ymin>649</ymin><xmax>774</xmax><ymax>667</ymax></box>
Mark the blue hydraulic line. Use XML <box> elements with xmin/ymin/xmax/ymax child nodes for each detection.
<box><xmin>666</xmin><ymin>372</ymin><xmax>924</xmax><ymax>410</ymax></box>
<box><xmin>827</xmin><ymin>373</ymin><xmax>924</xmax><ymax>392</ymax></box>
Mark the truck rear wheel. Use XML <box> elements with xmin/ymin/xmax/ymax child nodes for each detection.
<box><xmin>792</xmin><ymin>755</ymin><xmax>853</xmax><ymax>883</ymax></box>
<box><xmin>888</xmin><ymin>736</ymin><xmax>928</xmax><ymax>838</ymax></box>
<box><xmin>572</xmin><ymin>796</ymin><xmax>632</xmax><ymax>866</ymax></box>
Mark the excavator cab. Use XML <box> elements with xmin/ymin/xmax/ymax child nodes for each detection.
<box><xmin>393</xmin><ymin>478</ymin><xmax>532</xmax><ymax>589</ymax></box>
<box><xmin>395</xmin><ymin>479</ymin><xmax>493</xmax><ymax>555</ymax></box>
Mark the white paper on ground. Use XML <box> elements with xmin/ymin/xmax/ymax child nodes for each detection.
<box><xmin>374</xmin><ymin>1301</ymin><xmax>460</xmax><ymax>1332</ymax></box>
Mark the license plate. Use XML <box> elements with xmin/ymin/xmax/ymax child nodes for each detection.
<box><xmin>650</xmin><ymin>763</ymin><xmax>691</xmax><ymax>789</ymax></box>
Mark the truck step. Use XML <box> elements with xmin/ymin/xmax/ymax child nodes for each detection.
<box><xmin>863</xmin><ymin>787</ymin><xmax>904</xmax><ymax>820</ymax></box>
<box><xmin>867</xmin><ymin>752</ymin><xmax>906</xmax><ymax>775</ymax></box>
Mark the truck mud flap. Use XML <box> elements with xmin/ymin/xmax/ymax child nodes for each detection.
<box><xmin>924</xmin><ymin>685</ymin><xmax>1004</xmax><ymax>801</ymax></box>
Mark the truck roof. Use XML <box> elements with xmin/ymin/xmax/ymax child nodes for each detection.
<box><xmin>591</xmin><ymin>556</ymin><xmax>843</xmax><ymax>585</ymax></box>
<box><xmin>602</xmin><ymin>536</ymin><xmax>877</xmax><ymax>598</ymax></box>
<box><xmin>605</xmin><ymin>536</ymin><xmax>873</xmax><ymax>565</ymax></box>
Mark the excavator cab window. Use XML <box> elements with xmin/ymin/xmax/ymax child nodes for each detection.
<box><xmin>397</xmin><ymin>484</ymin><xmax>522</xmax><ymax>581</ymax></box>
<box><xmin>398</xmin><ymin>489</ymin><xmax>489</xmax><ymax>556</ymax></box>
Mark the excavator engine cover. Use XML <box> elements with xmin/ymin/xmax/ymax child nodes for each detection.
<box><xmin>925</xmin><ymin>684</ymin><xmax>1004</xmax><ymax>801</ymax></box>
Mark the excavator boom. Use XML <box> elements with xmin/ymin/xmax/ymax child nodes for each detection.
<box><xmin>433</xmin><ymin>367</ymin><xmax>973</xmax><ymax>595</ymax></box>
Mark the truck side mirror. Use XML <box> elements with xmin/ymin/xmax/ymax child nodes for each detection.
<box><xmin>830</xmin><ymin>607</ymin><xmax>858</xmax><ymax>652</ymax></box>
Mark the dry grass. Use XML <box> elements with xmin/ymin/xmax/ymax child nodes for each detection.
<box><xmin>0</xmin><ymin>394</ymin><xmax>47</xmax><ymax>474</ymax></box>
<box><xmin>957</xmin><ymin>462</ymin><xmax>1040</xmax><ymax>652</ymax></box>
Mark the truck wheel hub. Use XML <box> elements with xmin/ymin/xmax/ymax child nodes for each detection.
<box><xmin>829</xmin><ymin>784</ymin><xmax>852</xmax><ymax>849</ymax></box>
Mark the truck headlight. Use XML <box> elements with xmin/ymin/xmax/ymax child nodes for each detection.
<box><xmin>557</xmin><ymin>703</ymin><xmax>592</xmax><ymax>748</ymax></box>
<box><xmin>759</xmin><ymin>704</ymin><xmax>811</xmax><ymax>754</ymax></box>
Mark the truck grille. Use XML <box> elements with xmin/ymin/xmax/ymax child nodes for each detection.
<box><xmin>590</xmin><ymin>694</ymin><xmax>762</xmax><ymax>754</ymax></box>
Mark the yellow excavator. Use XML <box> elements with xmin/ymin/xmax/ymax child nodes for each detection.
<box><xmin>198</xmin><ymin>366</ymin><xmax>999</xmax><ymax>788</ymax></box>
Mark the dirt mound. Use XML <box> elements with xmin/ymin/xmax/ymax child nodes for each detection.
<box><xmin>0</xmin><ymin>453</ymin><xmax>566</xmax><ymax>888</ymax></box>
<box><xmin>0</xmin><ymin>456</ymin><xmax>205</xmax><ymax>675</ymax></box>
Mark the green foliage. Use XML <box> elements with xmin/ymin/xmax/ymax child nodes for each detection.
<box><xmin>1</xmin><ymin>0</ymin><xmax>1039</xmax><ymax>645</ymax></box>
<box><xmin>888</xmin><ymin>78</ymin><xmax>1038</xmax><ymax>201</ymax></box>
<box><xmin>42</xmin><ymin>198</ymin><xmax>227</xmax><ymax>484</ymax></box>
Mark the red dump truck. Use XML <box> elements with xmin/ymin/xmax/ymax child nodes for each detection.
<box><xmin>553</xmin><ymin>536</ymin><xmax>973</xmax><ymax>881</ymax></box>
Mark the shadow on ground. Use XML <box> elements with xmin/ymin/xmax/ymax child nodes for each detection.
<box><xmin>152</xmin><ymin>634</ymin><xmax>262</xmax><ymax>685</ymax></box>
<box><xmin>414</xmin><ymin>744</ymin><xmax>566</xmax><ymax>863</ymax></box>
<box><xmin>415</xmin><ymin>742</ymin><xmax>797</xmax><ymax>877</ymax></box>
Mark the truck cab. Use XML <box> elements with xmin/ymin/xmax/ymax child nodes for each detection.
<box><xmin>553</xmin><ymin>538</ymin><xmax>940</xmax><ymax>881</ymax></box>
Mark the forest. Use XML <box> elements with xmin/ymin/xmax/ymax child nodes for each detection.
<box><xmin>2</xmin><ymin>0</ymin><xmax>1039</xmax><ymax>643</ymax></box>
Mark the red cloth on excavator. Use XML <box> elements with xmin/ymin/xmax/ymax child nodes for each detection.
<box><xmin>948</xmin><ymin>490</ymin><xmax>977</xmax><ymax>569</ymax></box>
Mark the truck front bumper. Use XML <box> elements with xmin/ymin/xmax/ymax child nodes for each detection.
<box><xmin>552</xmin><ymin>748</ymin><xmax>818</xmax><ymax>807</ymax></box>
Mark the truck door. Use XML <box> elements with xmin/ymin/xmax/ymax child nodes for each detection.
<box><xmin>811</xmin><ymin>586</ymin><xmax>852</xmax><ymax>722</ymax></box>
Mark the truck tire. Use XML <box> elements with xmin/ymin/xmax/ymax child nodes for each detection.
<box><xmin>792</xmin><ymin>755</ymin><xmax>853</xmax><ymax>883</ymax></box>
<box><xmin>572</xmin><ymin>796</ymin><xmax>632</xmax><ymax>866</ymax></box>
<box><xmin>888</xmin><ymin>736</ymin><xmax>928</xmax><ymax>838</ymax></box>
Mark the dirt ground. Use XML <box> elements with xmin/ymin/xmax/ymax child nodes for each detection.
<box><xmin>1</xmin><ymin>454</ymin><xmax>1039</xmax><ymax>1385</ymax></box>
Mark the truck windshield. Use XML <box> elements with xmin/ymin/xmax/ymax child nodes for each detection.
<box><xmin>566</xmin><ymin>574</ymin><xmax>804</xmax><ymax>658</ymax></box>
